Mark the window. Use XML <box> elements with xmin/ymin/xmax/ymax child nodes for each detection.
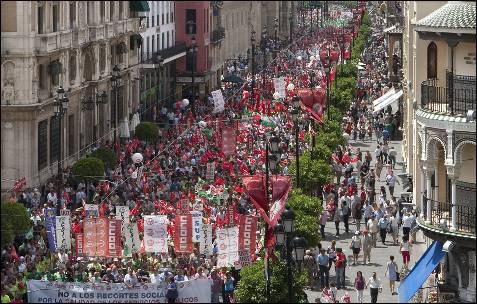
<box><xmin>146</xmin><ymin>37</ymin><xmax>150</xmax><ymax>58</ymax></box>
<box><xmin>147</xmin><ymin>17</ymin><xmax>149</xmax><ymax>28</ymax></box>
<box><xmin>38</xmin><ymin>120</ymin><xmax>48</xmax><ymax>170</ymax></box>
<box><xmin>157</xmin><ymin>34</ymin><xmax>160</xmax><ymax>51</ymax></box>
<box><xmin>119</xmin><ymin>1</ymin><xmax>123</xmax><ymax>20</ymax></box>
<box><xmin>68</xmin><ymin>114</ymin><xmax>75</xmax><ymax>156</ymax></box>
<box><xmin>152</xmin><ymin>15</ymin><xmax>154</xmax><ymax>27</ymax></box>
<box><xmin>38</xmin><ymin>5</ymin><xmax>44</xmax><ymax>33</ymax></box>
<box><xmin>185</xmin><ymin>9</ymin><xmax>197</xmax><ymax>34</ymax></box>
<box><xmin>100</xmin><ymin>2</ymin><xmax>105</xmax><ymax>23</ymax></box>
<box><xmin>39</xmin><ymin>64</ymin><xmax>46</xmax><ymax>89</ymax></box>
<box><xmin>110</xmin><ymin>1</ymin><xmax>115</xmax><ymax>21</ymax></box>
<box><xmin>50</xmin><ymin>116</ymin><xmax>60</xmax><ymax>164</ymax></box>
<box><xmin>50</xmin><ymin>61</ymin><xmax>60</xmax><ymax>86</ymax></box>
<box><xmin>162</xmin><ymin>33</ymin><xmax>165</xmax><ymax>50</ymax></box>
<box><xmin>52</xmin><ymin>4</ymin><xmax>58</xmax><ymax>32</ymax></box>
<box><xmin>70</xmin><ymin>2</ymin><xmax>76</xmax><ymax>29</ymax></box>
<box><xmin>427</xmin><ymin>42</ymin><xmax>437</xmax><ymax>79</ymax></box>
<box><xmin>171</xmin><ymin>11</ymin><xmax>174</xmax><ymax>23</ymax></box>
<box><xmin>152</xmin><ymin>35</ymin><xmax>155</xmax><ymax>53</ymax></box>
<box><xmin>157</xmin><ymin>14</ymin><xmax>159</xmax><ymax>26</ymax></box>
<box><xmin>167</xmin><ymin>11</ymin><xmax>169</xmax><ymax>24</ymax></box>
<box><xmin>167</xmin><ymin>32</ymin><xmax>169</xmax><ymax>48</ymax></box>
<box><xmin>162</xmin><ymin>13</ymin><xmax>164</xmax><ymax>25</ymax></box>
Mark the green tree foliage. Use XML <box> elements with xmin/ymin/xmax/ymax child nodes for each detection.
<box><xmin>287</xmin><ymin>189</ymin><xmax>323</xmax><ymax>248</ymax></box>
<box><xmin>90</xmin><ymin>146</ymin><xmax>117</xmax><ymax>169</ymax></box>
<box><xmin>289</xmin><ymin>150</ymin><xmax>333</xmax><ymax>195</ymax></box>
<box><xmin>72</xmin><ymin>157</ymin><xmax>105</xmax><ymax>182</ymax></box>
<box><xmin>1</xmin><ymin>202</ymin><xmax>31</xmax><ymax>248</ymax></box>
<box><xmin>135</xmin><ymin>122</ymin><xmax>159</xmax><ymax>143</ymax></box>
<box><xmin>235</xmin><ymin>257</ymin><xmax>308</xmax><ymax>303</ymax></box>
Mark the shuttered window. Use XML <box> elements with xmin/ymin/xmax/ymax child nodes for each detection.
<box><xmin>38</xmin><ymin>120</ymin><xmax>48</xmax><ymax>170</ymax></box>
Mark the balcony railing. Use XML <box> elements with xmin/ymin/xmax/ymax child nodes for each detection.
<box><xmin>423</xmin><ymin>196</ymin><xmax>475</xmax><ymax>234</ymax></box>
<box><xmin>211</xmin><ymin>27</ymin><xmax>225</xmax><ymax>44</ymax></box>
<box><xmin>421</xmin><ymin>71</ymin><xmax>476</xmax><ymax>116</ymax></box>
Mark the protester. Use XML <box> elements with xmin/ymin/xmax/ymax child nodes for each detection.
<box><xmin>361</xmin><ymin>230</ymin><xmax>372</xmax><ymax>265</ymax></box>
<box><xmin>384</xmin><ymin>255</ymin><xmax>399</xmax><ymax>295</ymax></box>
<box><xmin>317</xmin><ymin>249</ymin><xmax>330</xmax><ymax>290</ymax></box>
<box><xmin>365</xmin><ymin>272</ymin><xmax>382</xmax><ymax>304</ymax></box>
<box><xmin>400</xmin><ymin>235</ymin><xmax>412</xmax><ymax>269</ymax></box>
<box><xmin>334</xmin><ymin>248</ymin><xmax>347</xmax><ymax>289</ymax></box>
<box><xmin>350</xmin><ymin>231</ymin><xmax>362</xmax><ymax>265</ymax></box>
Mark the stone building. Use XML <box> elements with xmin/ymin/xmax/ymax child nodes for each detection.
<box><xmin>1</xmin><ymin>1</ymin><xmax>145</xmax><ymax>193</ymax></box>
<box><xmin>398</xmin><ymin>1</ymin><xmax>475</xmax><ymax>302</ymax></box>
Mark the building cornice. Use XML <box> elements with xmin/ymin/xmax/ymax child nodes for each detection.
<box><xmin>415</xmin><ymin>109</ymin><xmax>476</xmax><ymax>133</ymax></box>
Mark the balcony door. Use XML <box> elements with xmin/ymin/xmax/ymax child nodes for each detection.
<box><xmin>427</xmin><ymin>42</ymin><xmax>438</xmax><ymax>104</ymax></box>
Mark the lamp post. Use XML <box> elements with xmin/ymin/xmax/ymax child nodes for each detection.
<box><xmin>250</xmin><ymin>29</ymin><xmax>256</xmax><ymax>103</ymax></box>
<box><xmin>81</xmin><ymin>89</ymin><xmax>108</xmax><ymax>142</ymax></box>
<box><xmin>321</xmin><ymin>48</ymin><xmax>335</xmax><ymax>119</ymax></box>
<box><xmin>261</xmin><ymin>26</ymin><xmax>268</xmax><ymax>90</ymax></box>
<box><xmin>308</xmin><ymin>72</ymin><xmax>317</xmax><ymax>150</ymax></box>
<box><xmin>155</xmin><ymin>53</ymin><xmax>165</xmax><ymax>120</ymax></box>
<box><xmin>291</xmin><ymin>96</ymin><xmax>301</xmax><ymax>188</ymax></box>
<box><xmin>188</xmin><ymin>36</ymin><xmax>199</xmax><ymax>114</ymax></box>
<box><xmin>273</xmin><ymin>18</ymin><xmax>279</xmax><ymax>62</ymax></box>
<box><xmin>274</xmin><ymin>207</ymin><xmax>306</xmax><ymax>303</ymax></box>
<box><xmin>339</xmin><ymin>30</ymin><xmax>345</xmax><ymax>74</ymax></box>
<box><xmin>53</xmin><ymin>86</ymin><xmax>69</xmax><ymax>193</ymax></box>
<box><xmin>289</xmin><ymin>11</ymin><xmax>293</xmax><ymax>45</ymax></box>
<box><xmin>111</xmin><ymin>65</ymin><xmax>121</xmax><ymax>144</ymax></box>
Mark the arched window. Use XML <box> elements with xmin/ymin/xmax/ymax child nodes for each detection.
<box><xmin>427</xmin><ymin>42</ymin><xmax>437</xmax><ymax>79</ymax></box>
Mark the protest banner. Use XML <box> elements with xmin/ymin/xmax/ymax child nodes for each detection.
<box><xmin>212</xmin><ymin>89</ymin><xmax>225</xmax><ymax>113</ymax></box>
<box><xmin>199</xmin><ymin>224</ymin><xmax>213</xmax><ymax>255</ymax></box>
<box><xmin>116</xmin><ymin>205</ymin><xmax>130</xmax><ymax>237</ymax></box>
<box><xmin>206</xmin><ymin>161</ymin><xmax>215</xmax><ymax>181</ymax></box>
<box><xmin>238</xmin><ymin>215</ymin><xmax>258</xmax><ymax>256</ymax></box>
<box><xmin>55</xmin><ymin>216</ymin><xmax>71</xmax><ymax>251</ymax></box>
<box><xmin>221</xmin><ymin>127</ymin><xmax>236</xmax><ymax>156</ymax></box>
<box><xmin>273</xmin><ymin>77</ymin><xmax>286</xmax><ymax>98</ymax></box>
<box><xmin>83</xmin><ymin>218</ymin><xmax>122</xmax><ymax>257</ymax></box>
<box><xmin>144</xmin><ymin>215</ymin><xmax>169</xmax><ymax>253</ymax></box>
<box><xmin>27</xmin><ymin>279</ymin><xmax>211</xmax><ymax>303</ymax></box>
<box><xmin>83</xmin><ymin>218</ymin><xmax>96</xmax><ymax>257</ymax></box>
<box><xmin>234</xmin><ymin>250</ymin><xmax>252</xmax><ymax>270</ymax></box>
<box><xmin>123</xmin><ymin>222</ymin><xmax>141</xmax><ymax>257</ymax></box>
<box><xmin>191</xmin><ymin>211</ymin><xmax>202</xmax><ymax>243</ymax></box>
<box><xmin>216</xmin><ymin>226</ymin><xmax>239</xmax><ymax>267</ymax></box>
<box><xmin>44</xmin><ymin>208</ymin><xmax>57</xmax><ymax>251</ymax></box>
<box><xmin>85</xmin><ymin>204</ymin><xmax>99</xmax><ymax>217</ymax></box>
<box><xmin>75</xmin><ymin>233</ymin><xmax>84</xmax><ymax>256</ymax></box>
<box><xmin>174</xmin><ymin>214</ymin><xmax>193</xmax><ymax>253</ymax></box>
<box><xmin>60</xmin><ymin>209</ymin><xmax>71</xmax><ymax>216</ymax></box>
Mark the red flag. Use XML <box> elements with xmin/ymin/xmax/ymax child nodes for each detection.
<box><xmin>76</xmin><ymin>233</ymin><xmax>84</xmax><ymax>257</ymax></box>
<box><xmin>238</xmin><ymin>215</ymin><xmax>258</xmax><ymax>255</ymax></box>
<box><xmin>174</xmin><ymin>214</ymin><xmax>193</xmax><ymax>253</ymax></box>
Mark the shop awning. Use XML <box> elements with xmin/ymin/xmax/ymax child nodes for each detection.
<box><xmin>129</xmin><ymin>1</ymin><xmax>150</xmax><ymax>12</ymax></box>
<box><xmin>398</xmin><ymin>241</ymin><xmax>446</xmax><ymax>303</ymax></box>
<box><xmin>373</xmin><ymin>90</ymin><xmax>403</xmax><ymax>113</ymax></box>
<box><xmin>372</xmin><ymin>87</ymin><xmax>395</xmax><ymax>107</ymax></box>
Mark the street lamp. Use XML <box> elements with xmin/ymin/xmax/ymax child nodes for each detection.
<box><xmin>250</xmin><ymin>29</ymin><xmax>256</xmax><ymax>103</ymax></box>
<box><xmin>272</xmin><ymin>207</ymin><xmax>307</xmax><ymax>303</ymax></box>
<box><xmin>81</xmin><ymin>89</ymin><xmax>108</xmax><ymax>142</ymax></box>
<box><xmin>53</xmin><ymin>86</ymin><xmax>69</xmax><ymax>193</ymax></box>
<box><xmin>273</xmin><ymin>18</ymin><xmax>279</xmax><ymax>62</ymax></box>
<box><xmin>289</xmin><ymin>11</ymin><xmax>293</xmax><ymax>45</ymax></box>
<box><xmin>188</xmin><ymin>36</ymin><xmax>199</xmax><ymax>114</ymax></box>
<box><xmin>111</xmin><ymin>65</ymin><xmax>121</xmax><ymax>144</ymax></box>
<box><xmin>291</xmin><ymin>96</ymin><xmax>301</xmax><ymax>188</ymax></box>
<box><xmin>320</xmin><ymin>47</ymin><xmax>338</xmax><ymax>119</ymax></box>
<box><xmin>261</xmin><ymin>26</ymin><xmax>268</xmax><ymax>89</ymax></box>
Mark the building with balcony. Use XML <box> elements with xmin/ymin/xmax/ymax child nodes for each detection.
<box><xmin>138</xmin><ymin>1</ymin><xmax>186</xmax><ymax>122</ymax></box>
<box><xmin>400</xmin><ymin>1</ymin><xmax>476</xmax><ymax>302</ymax></box>
<box><xmin>1</xmin><ymin>1</ymin><xmax>146</xmax><ymax>194</ymax></box>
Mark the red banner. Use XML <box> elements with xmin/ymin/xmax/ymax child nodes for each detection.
<box><xmin>296</xmin><ymin>88</ymin><xmax>325</xmax><ymax>124</ymax></box>
<box><xmin>83</xmin><ymin>219</ymin><xmax>96</xmax><ymax>257</ymax></box>
<box><xmin>174</xmin><ymin>214</ymin><xmax>193</xmax><ymax>253</ymax></box>
<box><xmin>238</xmin><ymin>215</ymin><xmax>258</xmax><ymax>256</ymax></box>
<box><xmin>106</xmin><ymin>219</ymin><xmax>122</xmax><ymax>257</ymax></box>
<box><xmin>221</xmin><ymin>127</ymin><xmax>236</xmax><ymax>156</ymax></box>
<box><xmin>76</xmin><ymin>233</ymin><xmax>84</xmax><ymax>257</ymax></box>
<box><xmin>242</xmin><ymin>174</ymin><xmax>267</xmax><ymax>211</ymax></box>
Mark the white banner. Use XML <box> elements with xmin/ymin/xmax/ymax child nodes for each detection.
<box><xmin>273</xmin><ymin>77</ymin><xmax>286</xmax><ymax>98</ymax></box>
<box><xmin>116</xmin><ymin>205</ymin><xmax>130</xmax><ymax>237</ymax></box>
<box><xmin>199</xmin><ymin>224</ymin><xmax>213</xmax><ymax>256</ymax></box>
<box><xmin>27</xmin><ymin>280</ymin><xmax>211</xmax><ymax>303</ymax></box>
<box><xmin>55</xmin><ymin>216</ymin><xmax>71</xmax><ymax>251</ymax></box>
<box><xmin>216</xmin><ymin>226</ymin><xmax>239</xmax><ymax>267</ymax></box>
<box><xmin>144</xmin><ymin>215</ymin><xmax>168</xmax><ymax>253</ymax></box>
<box><xmin>212</xmin><ymin>89</ymin><xmax>225</xmax><ymax>113</ymax></box>
<box><xmin>234</xmin><ymin>250</ymin><xmax>252</xmax><ymax>270</ymax></box>
<box><xmin>191</xmin><ymin>211</ymin><xmax>202</xmax><ymax>243</ymax></box>
<box><xmin>123</xmin><ymin>222</ymin><xmax>141</xmax><ymax>257</ymax></box>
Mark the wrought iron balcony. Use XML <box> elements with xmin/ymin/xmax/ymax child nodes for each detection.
<box><xmin>211</xmin><ymin>27</ymin><xmax>225</xmax><ymax>44</ymax></box>
<box><xmin>421</xmin><ymin>71</ymin><xmax>476</xmax><ymax>116</ymax></box>
<box><xmin>422</xmin><ymin>196</ymin><xmax>475</xmax><ymax>235</ymax></box>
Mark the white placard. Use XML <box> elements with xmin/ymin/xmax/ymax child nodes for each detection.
<box><xmin>191</xmin><ymin>211</ymin><xmax>202</xmax><ymax>243</ymax></box>
<box><xmin>212</xmin><ymin>90</ymin><xmax>225</xmax><ymax>113</ymax></box>
<box><xmin>123</xmin><ymin>222</ymin><xmax>141</xmax><ymax>257</ymax></box>
<box><xmin>199</xmin><ymin>224</ymin><xmax>213</xmax><ymax>255</ymax></box>
<box><xmin>216</xmin><ymin>226</ymin><xmax>239</xmax><ymax>267</ymax></box>
<box><xmin>144</xmin><ymin>215</ymin><xmax>169</xmax><ymax>253</ymax></box>
<box><xmin>55</xmin><ymin>216</ymin><xmax>71</xmax><ymax>251</ymax></box>
<box><xmin>273</xmin><ymin>77</ymin><xmax>286</xmax><ymax>98</ymax></box>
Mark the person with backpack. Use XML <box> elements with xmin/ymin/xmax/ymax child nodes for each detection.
<box><xmin>384</xmin><ymin>255</ymin><xmax>399</xmax><ymax>295</ymax></box>
<box><xmin>354</xmin><ymin>271</ymin><xmax>365</xmax><ymax>303</ymax></box>
<box><xmin>334</xmin><ymin>248</ymin><xmax>347</xmax><ymax>289</ymax></box>
<box><xmin>350</xmin><ymin>231</ymin><xmax>362</xmax><ymax>265</ymax></box>
<box><xmin>166</xmin><ymin>277</ymin><xmax>179</xmax><ymax>303</ymax></box>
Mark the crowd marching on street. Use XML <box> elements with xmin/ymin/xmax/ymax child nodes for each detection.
<box><xmin>0</xmin><ymin>2</ymin><xmax>421</xmax><ymax>304</ymax></box>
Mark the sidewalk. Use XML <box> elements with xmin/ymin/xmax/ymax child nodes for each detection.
<box><xmin>305</xmin><ymin>137</ymin><xmax>427</xmax><ymax>303</ymax></box>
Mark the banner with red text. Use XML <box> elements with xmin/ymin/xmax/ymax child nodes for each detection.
<box><xmin>174</xmin><ymin>214</ymin><xmax>193</xmax><ymax>253</ymax></box>
<box><xmin>144</xmin><ymin>215</ymin><xmax>169</xmax><ymax>253</ymax></box>
<box><xmin>83</xmin><ymin>218</ymin><xmax>122</xmax><ymax>257</ymax></box>
<box><xmin>216</xmin><ymin>226</ymin><xmax>239</xmax><ymax>267</ymax></box>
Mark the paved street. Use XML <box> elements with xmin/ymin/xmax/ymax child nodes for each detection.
<box><xmin>306</xmin><ymin>137</ymin><xmax>427</xmax><ymax>303</ymax></box>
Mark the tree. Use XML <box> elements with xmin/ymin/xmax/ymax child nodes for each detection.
<box><xmin>72</xmin><ymin>157</ymin><xmax>105</xmax><ymax>199</ymax></box>
<box><xmin>235</xmin><ymin>257</ymin><xmax>308</xmax><ymax>303</ymax></box>
<box><xmin>90</xmin><ymin>146</ymin><xmax>117</xmax><ymax>169</ymax></box>
<box><xmin>289</xmin><ymin>150</ymin><xmax>333</xmax><ymax>196</ymax></box>
<box><xmin>287</xmin><ymin>189</ymin><xmax>323</xmax><ymax>248</ymax></box>
<box><xmin>135</xmin><ymin>122</ymin><xmax>159</xmax><ymax>143</ymax></box>
<box><xmin>1</xmin><ymin>202</ymin><xmax>31</xmax><ymax>248</ymax></box>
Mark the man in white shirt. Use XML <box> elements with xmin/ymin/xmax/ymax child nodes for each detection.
<box><xmin>385</xmin><ymin>170</ymin><xmax>399</xmax><ymax>197</ymax></box>
<box><xmin>366</xmin><ymin>272</ymin><xmax>382</xmax><ymax>303</ymax></box>
<box><xmin>402</xmin><ymin>211</ymin><xmax>413</xmax><ymax>238</ymax></box>
<box><xmin>124</xmin><ymin>268</ymin><xmax>138</xmax><ymax>288</ymax></box>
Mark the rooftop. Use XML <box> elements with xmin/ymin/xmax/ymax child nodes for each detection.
<box><xmin>414</xmin><ymin>1</ymin><xmax>476</xmax><ymax>34</ymax></box>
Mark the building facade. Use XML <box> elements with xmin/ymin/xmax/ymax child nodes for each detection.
<box><xmin>400</xmin><ymin>1</ymin><xmax>476</xmax><ymax>302</ymax></box>
<box><xmin>138</xmin><ymin>1</ymin><xmax>186</xmax><ymax>121</ymax></box>
<box><xmin>1</xmin><ymin>1</ymin><xmax>146</xmax><ymax>193</ymax></box>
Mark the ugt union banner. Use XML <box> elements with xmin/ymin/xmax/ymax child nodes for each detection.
<box><xmin>27</xmin><ymin>280</ymin><xmax>211</xmax><ymax>303</ymax></box>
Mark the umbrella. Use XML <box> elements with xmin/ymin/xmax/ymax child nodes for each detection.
<box><xmin>221</xmin><ymin>74</ymin><xmax>245</xmax><ymax>83</ymax></box>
